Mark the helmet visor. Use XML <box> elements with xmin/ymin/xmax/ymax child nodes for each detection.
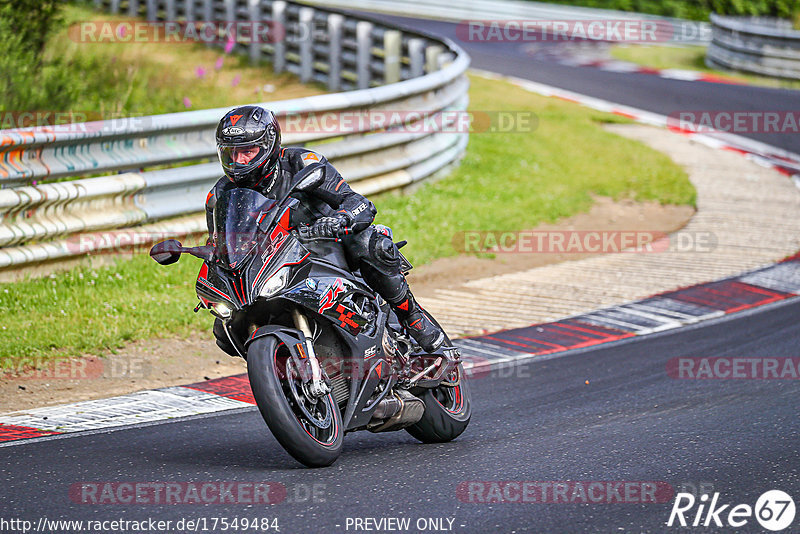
<box><xmin>216</xmin><ymin>126</ymin><xmax>278</xmax><ymax>179</ymax></box>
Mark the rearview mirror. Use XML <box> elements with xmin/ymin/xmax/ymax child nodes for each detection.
<box><xmin>293</xmin><ymin>165</ymin><xmax>324</xmax><ymax>191</ymax></box>
<box><xmin>150</xmin><ymin>239</ymin><xmax>183</xmax><ymax>265</ymax></box>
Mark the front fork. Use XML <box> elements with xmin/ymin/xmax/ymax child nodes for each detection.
<box><xmin>291</xmin><ymin>308</ymin><xmax>331</xmax><ymax>398</ymax></box>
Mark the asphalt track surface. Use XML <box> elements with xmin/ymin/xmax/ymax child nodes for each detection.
<box><xmin>360</xmin><ymin>13</ymin><xmax>800</xmax><ymax>155</ymax></box>
<box><xmin>3</xmin><ymin>12</ymin><xmax>800</xmax><ymax>534</ymax></box>
<box><xmin>2</xmin><ymin>298</ymin><xmax>799</xmax><ymax>532</ymax></box>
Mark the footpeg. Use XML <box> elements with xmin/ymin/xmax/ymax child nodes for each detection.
<box><xmin>402</xmin><ymin>346</ymin><xmax>461</xmax><ymax>389</ymax></box>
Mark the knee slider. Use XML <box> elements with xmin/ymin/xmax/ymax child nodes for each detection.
<box><xmin>371</xmin><ymin>231</ymin><xmax>400</xmax><ymax>271</ymax></box>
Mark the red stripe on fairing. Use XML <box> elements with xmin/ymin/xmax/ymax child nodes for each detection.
<box><xmin>230</xmin><ymin>277</ymin><xmax>246</xmax><ymax>305</ymax></box>
<box><xmin>278</xmin><ymin>207</ymin><xmax>291</xmax><ymax>230</ymax></box>
<box><xmin>198</xmin><ymin>278</ymin><xmax>232</xmax><ymax>302</ymax></box>
<box><xmin>253</xmin><ymin>253</ymin><xmax>312</xmax><ymax>291</ymax></box>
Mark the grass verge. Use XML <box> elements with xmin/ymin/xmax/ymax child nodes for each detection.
<box><xmin>373</xmin><ymin>74</ymin><xmax>695</xmax><ymax>266</ymax></box>
<box><xmin>0</xmin><ymin>74</ymin><xmax>695</xmax><ymax>367</ymax></box>
<box><xmin>610</xmin><ymin>45</ymin><xmax>800</xmax><ymax>91</ymax></box>
<box><xmin>2</xmin><ymin>3</ymin><xmax>323</xmax><ymax>119</ymax></box>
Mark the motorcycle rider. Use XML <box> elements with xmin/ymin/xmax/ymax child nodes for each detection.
<box><xmin>207</xmin><ymin>105</ymin><xmax>445</xmax><ymax>354</ymax></box>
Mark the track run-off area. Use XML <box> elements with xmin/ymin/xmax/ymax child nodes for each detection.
<box><xmin>2</xmin><ymin>7</ymin><xmax>800</xmax><ymax>534</ymax></box>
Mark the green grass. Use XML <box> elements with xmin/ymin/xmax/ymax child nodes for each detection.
<box><xmin>0</xmin><ymin>75</ymin><xmax>695</xmax><ymax>369</ymax></box>
<box><xmin>0</xmin><ymin>254</ymin><xmax>211</xmax><ymax>371</ymax></box>
<box><xmin>372</xmin><ymin>74</ymin><xmax>695</xmax><ymax>266</ymax></box>
<box><xmin>1</xmin><ymin>3</ymin><xmax>323</xmax><ymax>120</ymax></box>
<box><xmin>610</xmin><ymin>45</ymin><xmax>800</xmax><ymax>90</ymax></box>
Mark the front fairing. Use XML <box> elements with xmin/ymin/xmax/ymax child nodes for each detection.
<box><xmin>213</xmin><ymin>188</ymin><xmax>277</xmax><ymax>270</ymax></box>
<box><xmin>198</xmin><ymin>189</ymin><xmax>306</xmax><ymax>309</ymax></box>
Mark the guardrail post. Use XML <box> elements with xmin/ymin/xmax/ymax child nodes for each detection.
<box><xmin>425</xmin><ymin>44</ymin><xmax>443</xmax><ymax>73</ymax></box>
<box><xmin>201</xmin><ymin>0</ymin><xmax>213</xmax><ymax>47</ymax></box>
<box><xmin>356</xmin><ymin>21</ymin><xmax>373</xmax><ymax>89</ymax></box>
<box><xmin>166</xmin><ymin>0</ymin><xmax>176</xmax><ymax>21</ymax></box>
<box><xmin>272</xmin><ymin>1</ymin><xmax>287</xmax><ymax>73</ymax></box>
<box><xmin>248</xmin><ymin>0</ymin><xmax>261</xmax><ymax>64</ymax></box>
<box><xmin>383</xmin><ymin>30</ymin><xmax>401</xmax><ymax>84</ymax></box>
<box><xmin>299</xmin><ymin>7</ymin><xmax>315</xmax><ymax>83</ymax></box>
<box><xmin>146</xmin><ymin>0</ymin><xmax>157</xmax><ymax>21</ymax></box>
<box><xmin>183</xmin><ymin>0</ymin><xmax>193</xmax><ymax>21</ymax></box>
<box><xmin>408</xmin><ymin>38</ymin><xmax>425</xmax><ymax>79</ymax></box>
<box><xmin>127</xmin><ymin>0</ymin><xmax>139</xmax><ymax>17</ymax></box>
<box><xmin>327</xmin><ymin>14</ymin><xmax>343</xmax><ymax>91</ymax></box>
<box><xmin>224</xmin><ymin>0</ymin><xmax>236</xmax><ymax>52</ymax></box>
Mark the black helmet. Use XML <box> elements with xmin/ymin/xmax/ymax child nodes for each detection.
<box><xmin>215</xmin><ymin>105</ymin><xmax>281</xmax><ymax>190</ymax></box>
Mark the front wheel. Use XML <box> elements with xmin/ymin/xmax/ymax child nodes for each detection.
<box><xmin>247</xmin><ymin>336</ymin><xmax>342</xmax><ymax>467</ymax></box>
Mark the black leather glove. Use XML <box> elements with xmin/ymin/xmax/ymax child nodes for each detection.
<box><xmin>299</xmin><ymin>216</ymin><xmax>346</xmax><ymax>240</ymax></box>
<box><xmin>333</xmin><ymin>210</ymin><xmax>355</xmax><ymax>237</ymax></box>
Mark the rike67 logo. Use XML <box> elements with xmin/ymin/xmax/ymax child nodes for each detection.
<box><xmin>667</xmin><ymin>490</ymin><xmax>795</xmax><ymax>531</ymax></box>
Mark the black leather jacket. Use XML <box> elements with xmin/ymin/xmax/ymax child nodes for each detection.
<box><xmin>205</xmin><ymin>147</ymin><xmax>377</xmax><ymax>234</ymax></box>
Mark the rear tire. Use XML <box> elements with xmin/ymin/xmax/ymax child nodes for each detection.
<box><xmin>405</xmin><ymin>327</ymin><xmax>471</xmax><ymax>443</ymax></box>
<box><xmin>405</xmin><ymin>362</ymin><xmax>471</xmax><ymax>443</ymax></box>
<box><xmin>247</xmin><ymin>335</ymin><xmax>342</xmax><ymax>467</ymax></box>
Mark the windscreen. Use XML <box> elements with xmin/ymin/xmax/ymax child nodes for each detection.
<box><xmin>213</xmin><ymin>188</ymin><xmax>277</xmax><ymax>270</ymax></box>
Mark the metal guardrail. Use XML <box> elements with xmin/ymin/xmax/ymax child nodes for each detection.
<box><xmin>301</xmin><ymin>0</ymin><xmax>712</xmax><ymax>46</ymax></box>
<box><xmin>707</xmin><ymin>14</ymin><xmax>800</xmax><ymax>79</ymax></box>
<box><xmin>0</xmin><ymin>0</ymin><xmax>470</xmax><ymax>276</ymax></box>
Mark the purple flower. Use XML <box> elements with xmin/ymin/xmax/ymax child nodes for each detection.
<box><xmin>195</xmin><ymin>66</ymin><xmax>207</xmax><ymax>79</ymax></box>
<box><xmin>231</xmin><ymin>74</ymin><xmax>241</xmax><ymax>87</ymax></box>
<box><xmin>224</xmin><ymin>38</ymin><xmax>235</xmax><ymax>54</ymax></box>
<box><xmin>215</xmin><ymin>57</ymin><xmax>224</xmax><ymax>71</ymax></box>
<box><xmin>183</xmin><ymin>97</ymin><xmax>192</xmax><ymax>108</ymax></box>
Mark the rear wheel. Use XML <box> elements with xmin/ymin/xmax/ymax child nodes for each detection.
<box><xmin>405</xmin><ymin>327</ymin><xmax>471</xmax><ymax>443</ymax></box>
<box><xmin>247</xmin><ymin>336</ymin><xmax>342</xmax><ymax>467</ymax></box>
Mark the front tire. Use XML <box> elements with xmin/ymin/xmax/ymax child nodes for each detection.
<box><xmin>247</xmin><ymin>335</ymin><xmax>342</xmax><ymax>467</ymax></box>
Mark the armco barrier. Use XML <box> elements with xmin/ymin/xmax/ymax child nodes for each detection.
<box><xmin>0</xmin><ymin>0</ymin><xmax>469</xmax><ymax>276</ymax></box>
<box><xmin>707</xmin><ymin>14</ymin><xmax>800</xmax><ymax>79</ymax></box>
<box><xmin>299</xmin><ymin>0</ymin><xmax>712</xmax><ymax>45</ymax></box>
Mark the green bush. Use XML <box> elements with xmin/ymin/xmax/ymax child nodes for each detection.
<box><xmin>0</xmin><ymin>0</ymin><xmax>73</xmax><ymax>111</ymax></box>
<box><xmin>0</xmin><ymin>0</ymin><xmax>62</xmax><ymax>55</ymax></box>
<box><xmin>524</xmin><ymin>0</ymin><xmax>800</xmax><ymax>21</ymax></box>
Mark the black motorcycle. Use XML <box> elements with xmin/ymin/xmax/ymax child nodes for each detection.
<box><xmin>150</xmin><ymin>168</ymin><xmax>471</xmax><ymax>467</ymax></box>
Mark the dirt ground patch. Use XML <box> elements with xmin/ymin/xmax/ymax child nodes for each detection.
<box><xmin>0</xmin><ymin>197</ymin><xmax>692</xmax><ymax>412</ymax></box>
